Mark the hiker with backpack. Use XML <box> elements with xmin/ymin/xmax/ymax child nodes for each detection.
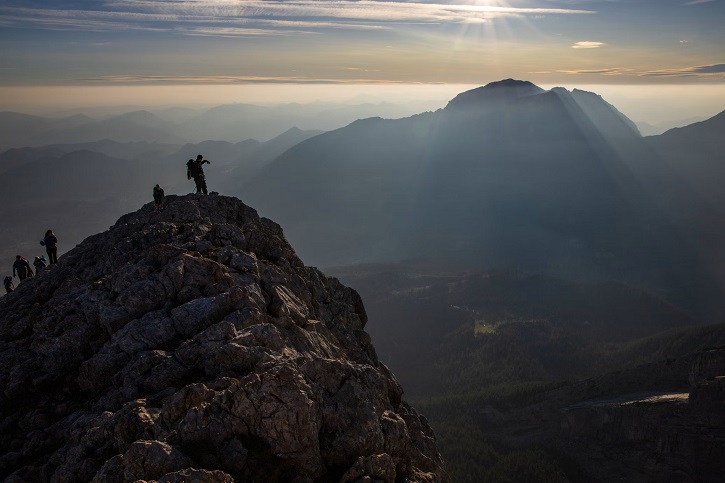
<box><xmin>41</xmin><ymin>229</ymin><xmax>58</xmax><ymax>264</ymax></box>
<box><xmin>33</xmin><ymin>256</ymin><xmax>47</xmax><ymax>273</ymax></box>
<box><xmin>153</xmin><ymin>184</ymin><xmax>165</xmax><ymax>207</ymax></box>
<box><xmin>186</xmin><ymin>154</ymin><xmax>210</xmax><ymax>195</ymax></box>
<box><xmin>13</xmin><ymin>255</ymin><xmax>34</xmax><ymax>281</ymax></box>
<box><xmin>4</xmin><ymin>276</ymin><xmax>14</xmax><ymax>293</ymax></box>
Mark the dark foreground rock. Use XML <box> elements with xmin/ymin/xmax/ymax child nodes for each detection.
<box><xmin>0</xmin><ymin>194</ymin><xmax>448</xmax><ymax>482</ymax></box>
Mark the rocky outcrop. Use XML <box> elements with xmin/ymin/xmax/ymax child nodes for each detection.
<box><xmin>560</xmin><ymin>347</ymin><xmax>725</xmax><ymax>483</ymax></box>
<box><xmin>0</xmin><ymin>194</ymin><xmax>448</xmax><ymax>482</ymax></box>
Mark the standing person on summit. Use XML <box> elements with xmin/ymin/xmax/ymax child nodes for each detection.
<box><xmin>13</xmin><ymin>255</ymin><xmax>34</xmax><ymax>281</ymax></box>
<box><xmin>153</xmin><ymin>184</ymin><xmax>165</xmax><ymax>207</ymax></box>
<box><xmin>41</xmin><ymin>229</ymin><xmax>58</xmax><ymax>264</ymax></box>
<box><xmin>186</xmin><ymin>154</ymin><xmax>210</xmax><ymax>195</ymax></box>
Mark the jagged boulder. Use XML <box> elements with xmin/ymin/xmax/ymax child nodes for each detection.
<box><xmin>0</xmin><ymin>194</ymin><xmax>448</xmax><ymax>482</ymax></box>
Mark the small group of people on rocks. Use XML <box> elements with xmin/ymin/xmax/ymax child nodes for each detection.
<box><xmin>6</xmin><ymin>155</ymin><xmax>214</xmax><ymax>296</ymax></box>
<box><xmin>151</xmin><ymin>154</ymin><xmax>212</xmax><ymax>210</ymax></box>
<box><xmin>4</xmin><ymin>230</ymin><xmax>59</xmax><ymax>294</ymax></box>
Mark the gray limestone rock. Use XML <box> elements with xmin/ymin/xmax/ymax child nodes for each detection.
<box><xmin>0</xmin><ymin>194</ymin><xmax>448</xmax><ymax>482</ymax></box>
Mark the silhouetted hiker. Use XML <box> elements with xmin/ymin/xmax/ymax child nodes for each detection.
<box><xmin>40</xmin><ymin>229</ymin><xmax>58</xmax><ymax>264</ymax></box>
<box><xmin>33</xmin><ymin>256</ymin><xmax>47</xmax><ymax>273</ymax></box>
<box><xmin>153</xmin><ymin>184</ymin><xmax>165</xmax><ymax>207</ymax></box>
<box><xmin>13</xmin><ymin>255</ymin><xmax>34</xmax><ymax>281</ymax></box>
<box><xmin>4</xmin><ymin>276</ymin><xmax>14</xmax><ymax>293</ymax></box>
<box><xmin>186</xmin><ymin>154</ymin><xmax>210</xmax><ymax>195</ymax></box>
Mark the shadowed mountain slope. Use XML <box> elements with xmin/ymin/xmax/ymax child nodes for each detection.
<box><xmin>647</xmin><ymin>110</ymin><xmax>725</xmax><ymax>208</ymax></box>
<box><xmin>242</xmin><ymin>81</ymin><xmax>724</xmax><ymax>315</ymax></box>
<box><xmin>333</xmin><ymin>261</ymin><xmax>725</xmax><ymax>482</ymax></box>
<box><xmin>0</xmin><ymin>194</ymin><xmax>448</xmax><ymax>482</ymax></box>
<box><xmin>335</xmin><ymin>264</ymin><xmax>700</xmax><ymax>397</ymax></box>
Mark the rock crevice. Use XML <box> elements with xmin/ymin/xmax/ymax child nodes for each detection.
<box><xmin>0</xmin><ymin>194</ymin><xmax>448</xmax><ymax>482</ymax></box>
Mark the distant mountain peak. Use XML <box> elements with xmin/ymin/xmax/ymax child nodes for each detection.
<box><xmin>347</xmin><ymin>116</ymin><xmax>384</xmax><ymax>128</ymax></box>
<box><xmin>572</xmin><ymin>87</ymin><xmax>599</xmax><ymax>96</ymax></box>
<box><xmin>445</xmin><ymin>79</ymin><xmax>546</xmax><ymax>110</ymax></box>
<box><xmin>62</xmin><ymin>113</ymin><xmax>94</xmax><ymax>122</ymax></box>
<box><xmin>655</xmin><ymin>108</ymin><xmax>725</xmax><ymax>138</ymax></box>
<box><xmin>271</xmin><ymin>126</ymin><xmax>324</xmax><ymax>143</ymax></box>
<box><xmin>484</xmin><ymin>78</ymin><xmax>542</xmax><ymax>90</ymax></box>
<box><xmin>113</xmin><ymin>109</ymin><xmax>157</xmax><ymax>121</ymax></box>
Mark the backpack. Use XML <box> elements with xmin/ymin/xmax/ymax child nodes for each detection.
<box><xmin>34</xmin><ymin>257</ymin><xmax>47</xmax><ymax>270</ymax></box>
<box><xmin>187</xmin><ymin>159</ymin><xmax>199</xmax><ymax>179</ymax></box>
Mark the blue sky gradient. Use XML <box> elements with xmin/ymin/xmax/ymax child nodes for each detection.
<box><xmin>1</xmin><ymin>0</ymin><xmax>723</xmax><ymax>86</ymax></box>
<box><xmin>0</xmin><ymin>1</ymin><xmax>723</xmax><ymax>118</ymax></box>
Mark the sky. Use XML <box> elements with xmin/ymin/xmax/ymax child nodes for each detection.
<box><xmin>1</xmin><ymin>0</ymin><xmax>724</xmax><ymax>121</ymax></box>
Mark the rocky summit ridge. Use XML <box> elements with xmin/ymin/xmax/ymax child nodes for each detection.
<box><xmin>0</xmin><ymin>194</ymin><xmax>448</xmax><ymax>482</ymax></box>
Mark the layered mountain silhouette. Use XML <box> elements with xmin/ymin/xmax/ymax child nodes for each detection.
<box><xmin>3</xmin><ymin>79</ymin><xmax>725</xmax><ymax>317</ymax></box>
<box><xmin>0</xmin><ymin>100</ymin><xmax>432</xmax><ymax>151</ymax></box>
<box><xmin>0</xmin><ymin>194</ymin><xmax>448</xmax><ymax>482</ymax></box>
<box><xmin>176</xmin><ymin>101</ymin><xmax>440</xmax><ymax>143</ymax></box>
<box><xmin>0</xmin><ymin>110</ymin><xmax>186</xmax><ymax>148</ymax></box>
<box><xmin>0</xmin><ymin>112</ymin><xmax>93</xmax><ymax>150</ymax></box>
<box><xmin>239</xmin><ymin>80</ymin><xmax>725</xmax><ymax>316</ymax></box>
<box><xmin>647</xmin><ymin>110</ymin><xmax>725</xmax><ymax>209</ymax></box>
<box><xmin>0</xmin><ymin>129</ymin><xmax>321</xmax><ymax>266</ymax></box>
<box><xmin>3</xmin><ymin>80</ymin><xmax>725</xmax><ymax>482</ymax></box>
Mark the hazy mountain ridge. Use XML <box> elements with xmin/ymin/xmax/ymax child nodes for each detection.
<box><xmin>0</xmin><ymin>99</ymin><xmax>435</xmax><ymax>151</ymax></box>
<box><xmin>0</xmin><ymin>110</ymin><xmax>187</xmax><ymax>148</ymax></box>
<box><xmin>176</xmin><ymin>100</ymin><xmax>440</xmax><ymax>142</ymax></box>
<box><xmin>647</xmin><ymin>109</ymin><xmax>725</xmax><ymax>205</ymax></box>
<box><xmin>554</xmin><ymin>88</ymin><xmax>641</xmax><ymax>139</ymax></box>
<box><xmin>0</xmin><ymin>128</ymin><xmax>322</xmax><ymax>266</ymax></box>
<box><xmin>3</xmin><ymin>81</ymin><xmax>725</xmax><ymax>481</ymax></box>
<box><xmin>241</xmin><ymin>80</ymin><xmax>724</xmax><ymax>317</ymax></box>
<box><xmin>444</xmin><ymin>79</ymin><xmax>546</xmax><ymax>109</ymax></box>
<box><xmin>637</xmin><ymin>115</ymin><xmax>710</xmax><ymax>136</ymax></box>
<box><xmin>3</xmin><ymin>81</ymin><xmax>724</xmax><ymax>314</ymax></box>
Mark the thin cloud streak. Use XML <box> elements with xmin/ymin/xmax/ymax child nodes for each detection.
<box><xmin>557</xmin><ymin>64</ymin><xmax>725</xmax><ymax>78</ymax></box>
<box><xmin>0</xmin><ymin>1</ymin><xmax>595</xmax><ymax>37</ymax></box>
<box><xmin>558</xmin><ymin>68</ymin><xmax>633</xmax><ymax>75</ymax></box>
<box><xmin>0</xmin><ymin>6</ymin><xmax>386</xmax><ymax>34</ymax></box>
<box><xmin>572</xmin><ymin>41</ymin><xmax>606</xmax><ymax>49</ymax></box>
<box><xmin>106</xmin><ymin>1</ymin><xmax>594</xmax><ymax>18</ymax></box>
<box><xmin>689</xmin><ymin>64</ymin><xmax>725</xmax><ymax>74</ymax></box>
<box><xmin>77</xmin><ymin>74</ymin><xmax>426</xmax><ymax>85</ymax></box>
<box><xmin>683</xmin><ymin>0</ymin><xmax>715</xmax><ymax>5</ymax></box>
<box><xmin>85</xmin><ymin>65</ymin><xmax>723</xmax><ymax>86</ymax></box>
<box><xmin>641</xmin><ymin>64</ymin><xmax>725</xmax><ymax>77</ymax></box>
